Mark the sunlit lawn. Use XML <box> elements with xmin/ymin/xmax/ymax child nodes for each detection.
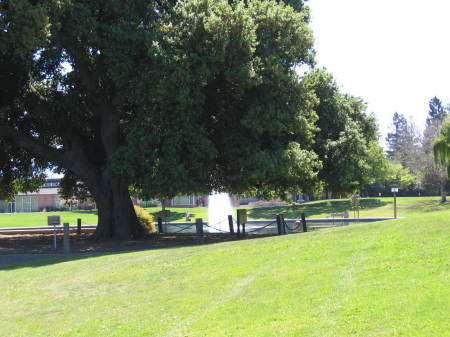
<box><xmin>1</xmin><ymin>199</ymin><xmax>449</xmax><ymax>336</ymax></box>
<box><xmin>146</xmin><ymin>196</ymin><xmax>450</xmax><ymax>222</ymax></box>
<box><xmin>0</xmin><ymin>210</ymin><xmax>98</xmax><ymax>228</ymax></box>
<box><xmin>1</xmin><ymin>196</ymin><xmax>449</xmax><ymax>228</ymax></box>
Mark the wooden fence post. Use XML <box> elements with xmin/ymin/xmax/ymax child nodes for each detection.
<box><xmin>63</xmin><ymin>223</ymin><xmax>70</xmax><ymax>254</ymax></box>
<box><xmin>301</xmin><ymin>213</ymin><xmax>307</xmax><ymax>232</ymax></box>
<box><xmin>77</xmin><ymin>218</ymin><xmax>82</xmax><ymax>236</ymax></box>
<box><xmin>228</xmin><ymin>215</ymin><xmax>234</xmax><ymax>234</ymax></box>
<box><xmin>276</xmin><ymin>215</ymin><xmax>282</xmax><ymax>235</ymax></box>
<box><xmin>236</xmin><ymin>218</ymin><xmax>241</xmax><ymax>238</ymax></box>
<box><xmin>157</xmin><ymin>217</ymin><xmax>163</xmax><ymax>234</ymax></box>
<box><xmin>196</xmin><ymin>218</ymin><xmax>204</xmax><ymax>244</ymax></box>
<box><xmin>281</xmin><ymin>214</ymin><xmax>287</xmax><ymax>234</ymax></box>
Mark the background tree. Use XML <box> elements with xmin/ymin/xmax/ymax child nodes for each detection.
<box><xmin>421</xmin><ymin>97</ymin><xmax>448</xmax><ymax>201</ymax></box>
<box><xmin>303</xmin><ymin>69</ymin><xmax>383</xmax><ymax>196</ymax></box>
<box><xmin>386</xmin><ymin>112</ymin><xmax>408</xmax><ymax>161</ymax></box>
<box><xmin>426</xmin><ymin>96</ymin><xmax>447</xmax><ymax>126</ymax></box>
<box><xmin>433</xmin><ymin>117</ymin><xmax>450</xmax><ymax>201</ymax></box>
<box><xmin>0</xmin><ymin>0</ymin><xmax>322</xmax><ymax>239</ymax></box>
<box><xmin>363</xmin><ymin>161</ymin><xmax>416</xmax><ymax>197</ymax></box>
<box><xmin>385</xmin><ymin>112</ymin><xmax>422</xmax><ymax>174</ymax></box>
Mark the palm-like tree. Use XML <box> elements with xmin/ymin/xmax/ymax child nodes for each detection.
<box><xmin>433</xmin><ymin>118</ymin><xmax>450</xmax><ymax>202</ymax></box>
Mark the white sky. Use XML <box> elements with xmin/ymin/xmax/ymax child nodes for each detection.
<box><xmin>307</xmin><ymin>0</ymin><xmax>450</xmax><ymax>143</ymax></box>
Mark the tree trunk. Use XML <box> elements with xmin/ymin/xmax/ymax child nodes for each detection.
<box><xmin>92</xmin><ymin>175</ymin><xmax>143</xmax><ymax>240</ymax></box>
<box><xmin>440</xmin><ymin>178</ymin><xmax>447</xmax><ymax>203</ymax></box>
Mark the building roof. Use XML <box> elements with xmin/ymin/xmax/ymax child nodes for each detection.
<box><xmin>17</xmin><ymin>188</ymin><xmax>60</xmax><ymax>196</ymax></box>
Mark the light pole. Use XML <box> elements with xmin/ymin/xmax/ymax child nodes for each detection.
<box><xmin>391</xmin><ymin>187</ymin><xmax>399</xmax><ymax>218</ymax></box>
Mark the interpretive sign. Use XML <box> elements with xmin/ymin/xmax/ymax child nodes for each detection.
<box><xmin>47</xmin><ymin>215</ymin><xmax>60</xmax><ymax>250</ymax></box>
<box><xmin>47</xmin><ymin>215</ymin><xmax>61</xmax><ymax>226</ymax></box>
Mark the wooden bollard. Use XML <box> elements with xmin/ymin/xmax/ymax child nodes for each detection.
<box><xmin>77</xmin><ymin>218</ymin><xmax>82</xmax><ymax>236</ymax></box>
<box><xmin>196</xmin><ymin>218</ymin><xmax>204</xmax><ymax>244</ymax></box>
<box><xmin>301</xmin><ymin>213</ymin><xmax>307</xmax><ymax>232</ymax></box>
<box><xmin>63</xmin><ymin>223</ymin><xmax>70</xmax><ymax>254</ymax></box>
<box><xmin>228</xmin><ymin>215</ymin><xmax>234</xmax><ymax>234</ymax></box>
<box><xmin>276</xmin><ymin>215</ymin><xmax>282</xmax><ymax>235</ymax></box>
<box><xmin>157</xmin><ymin>217</ymin><xmax>163</xmax><ymax>234</ymax></box>
<box><xmin>281</xmin><ymin>214</ymin><xmax>287</xmax><ymax>234</ymax></box>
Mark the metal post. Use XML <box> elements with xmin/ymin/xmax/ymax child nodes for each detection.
<box><xmin>77</xmin><ymin>218</ymin><xmax>82</xmax><ymax>236</ymax></box>
<box><xmin>228</xmin><ymin>215</ymin><xmax>234</xmax><ymax>234</ymax></box>
<box><xmin>242</xmin><ymin>222</ymin><xmax>246</xmax><ymax>237</ymax></box>
<box><xmin>63</xmin><ymin>223</ymin><xmax>70</xmax><ymax>254</ymax></box>
<box><xmin>276</xmin><ymin>215</ymin><xmax>282</xmax><ymax>235</ymax></box>
<box><xmin>195</xmin><ymin>218</ymin><xmax>204</xmax><ymax>244</ymax></box>
<box><xmin>394</xmin><ymin>192</ymin><xmax>397</xmax><ymax>219</ymax></box>
<box><xmin>301</xmin><ymin>213</ymin><xmax>307</xmax><ymax>232</ymax></box>
<box><xmin>157</xmin><ymin>217</ymin><xmax>163</xmax><ymax>233</ymax></box>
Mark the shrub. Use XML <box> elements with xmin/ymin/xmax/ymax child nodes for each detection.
<box><xmin>134</xmin><ymin>205</ymin><xmax>156</xmax><ymax>233</ymax></box>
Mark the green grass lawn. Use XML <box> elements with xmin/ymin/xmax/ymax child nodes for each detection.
<box><xmin>247</xmin><ymin>196</ymin><xmax>450</xmax><ymax>219</ymax></box>
<box><xmin>0</xmin><ymin>210</ymin><xmax>98</xmax><ymax>228</ymax></box>
<box><xmin>1</xmin><ymin>196</ymin><xmax>449</xmax><ymax>228</ymax></box>
<box><xmin>1</xmin><ymin>199</ymin><xmax>449</xmax><ymax>336</ymax></box>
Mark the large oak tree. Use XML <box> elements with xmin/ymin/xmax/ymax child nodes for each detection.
<box><xmin>1</xmin><ymin>0</ymin><xmax>322</xmax><ymax>239</ymax></box>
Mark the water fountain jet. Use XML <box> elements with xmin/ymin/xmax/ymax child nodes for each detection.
<box><xmin>207</xmin><ymin>192</ymin><xmax>234</xmax><ymax>232</ymax></box>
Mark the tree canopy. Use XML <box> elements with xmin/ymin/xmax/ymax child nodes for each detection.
<box><xmin>303</xmin><ymin>69</ymin><xmax>383</xmax><ymax>195</ymax></box>
<box><xmin>1</xmin><ymin>0</ymin><xmax>383</xmax><ymax>238</ymax></box>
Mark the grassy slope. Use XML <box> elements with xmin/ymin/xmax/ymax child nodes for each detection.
<box><xmin>1</xmin><ymin>201</ymin><xmax>449</xmax><ymax>336</ymax></box>
<box><xmin>0</xmin><ymin>196</ymin><xmax>448</xmax><ymax>228</ymax></box>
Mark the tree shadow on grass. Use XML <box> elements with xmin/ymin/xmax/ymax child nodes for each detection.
<box><xmin>0</xmin><ymin>234</ymin><xmax>250</xmax><ymax>271</ymax></box>
<box><xmin>248</xmin><ymin>198</ymin><xmax>387</xmax><ymax>219</ymax></box>
<box><xmin>0</xmin><ymin>246</ymin><xmax>179</xmax><ymax>271</ymax></box>
<box><xmin>149</xmin><ymin>210</ymin><xmax>190</xmax><ymax>222</ymax></box>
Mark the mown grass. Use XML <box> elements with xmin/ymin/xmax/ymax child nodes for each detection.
<box><xmin>1</xmin><ymin>196</ymin><xmax>449</xmax><ymax>228</ymax></box>
<box><xmin>0</xmin><ymin>210</ymin><xmax>98</xmax><ymax>228</ymax></box>
<box><xmin>0</xmin><ymin>199</ymin><xmax>449</xmax><ymax>336</ymax></box>
<box><xmin>248</xmin><ymin>196</ymin><xmax>450</xmax><ymax>219</ymax></box>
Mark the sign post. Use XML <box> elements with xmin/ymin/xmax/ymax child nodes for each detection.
<box><xmin>391</xmin><ymin>187</ymin><xmax>399</xmax><ymax>218</ymax></box>
<box><xmin>47</xmin><ymin>215</ymin><xmax>61</xmax><ymax>250</ymax></box>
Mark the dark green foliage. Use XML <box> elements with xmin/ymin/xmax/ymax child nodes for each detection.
<box><xmin>0</xmin><ymin>140</ymin><xmax>46</xmax><ymax>200</ymax></box>
<box><xmin>0</xmin><ymin>0</ymin><xmax>321</xmax><ymax>238</ymax></box>
<box><xmin>0</xmin><ymin>0</ymin><xmax>385</xmax><ymax>238</ymax></box>
<box><xmin>303</xmin><ymin>69</ymin><xmax>384</xmax><ymax>195</ymax></box>
<box><xmin>111</xmin><ymin>0</ymin><xmax>321</xmax><ymax>201</ymax></box>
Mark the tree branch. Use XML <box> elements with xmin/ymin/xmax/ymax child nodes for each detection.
<box><xmin>0</xmin><ymin>125</ymin><xmax>99</xmax><ymax>182</ymax></box>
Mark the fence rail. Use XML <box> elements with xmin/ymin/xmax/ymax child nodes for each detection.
<box><xmin>157</xmin><ymin>216</ymin><xmax>395</xmax><ymax>238</ymax></box>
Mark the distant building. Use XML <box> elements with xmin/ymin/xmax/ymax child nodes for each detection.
<box><xmin>0</xmin><ymin>179</ymin><xmax>64</xmax><ymax>213</ymax></box>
